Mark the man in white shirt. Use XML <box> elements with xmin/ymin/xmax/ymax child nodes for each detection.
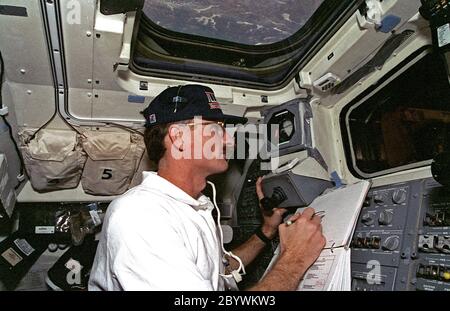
<box><xmin>89</xmin><ymin>84</ymin><xmax>326</xmax><ymax>291</ymax></box>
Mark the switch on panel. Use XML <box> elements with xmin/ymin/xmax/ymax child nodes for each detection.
<box><xmin>419</xmin><ymin>235</ymin><xmax>450</xmax><ymax>254</ymax></box>
<box><xmin>435</xmin><ymin>236</ymin><xmax>450</xmax><ymax>254</ymax></box>
<box><xmin>424</xmin><ymin>211</ymin><xmax>449</xmax><ymax>227</ymax></box>
<box><xmin>378</xmin><ymin>210</ymin><xmax>394</xmax><ymax>225</ymax></box>
<box><xmin>417</xmin><ymin>264</ymin><xmax>450</xmax><ymax>282</ymax></box>
<box><xmin>370</xmin><ymin>236</ymin><xmax>381</xmax><ymax>249</ymax></box>
<box><xmin>374</xmin><ymin>194</ymin><xmax>385</xmax><ymax>205</ymax></box>
<box><xmin>361</xmin><ymin>212</ymin><xmax>375</xmax><ymax>226</ymax></box>
<box><xmin>418</xmin><ymin>235</ymin><xmax>438</xmax><ymax>252</ymax></box>
<box><xmin>392</xmin><ymin>189</ymin><xmax>407</xmax><ymax>204</ymax></box>
<box><xmin>382</xmin><ymin>236</ymin><xmax>400</xmax><ymax>251</ymax></box>
<box><xmin>351</xmin><ymin>236</ymin><xmax>381</xmax><ymax>249</ymax></box>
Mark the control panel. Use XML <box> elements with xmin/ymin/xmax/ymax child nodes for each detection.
<box><xmin>351</xmin><ymin>178</ymin><xmax>450</xmax><ymax>291</ymax></box>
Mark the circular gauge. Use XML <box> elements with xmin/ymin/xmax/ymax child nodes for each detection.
<box><xmin>268</xmin><ymin>110</ymin><xmax>296</xmax><ymax>146</ymax></box>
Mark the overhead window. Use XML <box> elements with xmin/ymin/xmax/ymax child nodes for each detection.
<box><xmin>341</xmin><ymin>51</ymin><xmax>450</xmax><ymax>177</ymax></box>
<box><xmin>131</xmin><ymin>0</ymin><xmax>362</xmax><ymax>88</ymax></box>
<box><xmin>142</xmin><ymin>0</ymin><xmax>323</xmax><ymax>46</ymax></box>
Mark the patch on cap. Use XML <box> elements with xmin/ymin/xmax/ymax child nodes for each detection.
<box><xmin>205</xmin><ymin>92</ymin><xmax>221</xmax><ymax>109</ymax></box>
<box><xmin>149</xmin><ymin>113</ymin><xmax>157</xmax><ymax>124</ymax></box>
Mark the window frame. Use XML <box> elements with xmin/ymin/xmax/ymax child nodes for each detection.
<box><xmin>129</xmin><ymin>0</ymin><xmax>364</xmax><ymax>90</ymax></box>
<box><xmin>339</xmin><ymin>46</ymin><xmax>450</xmax><ymax>179</ymax></box>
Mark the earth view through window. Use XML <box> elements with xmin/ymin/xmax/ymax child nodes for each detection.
<box><xmin>143</xmin><ymin>0</ymin><xmax>324</xmax><ymax>45</ymax></box>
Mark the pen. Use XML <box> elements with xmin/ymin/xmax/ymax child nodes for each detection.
<box><xmin>285</xmin><ymin>211</ymin><xmax>326</xmax><ymax>226</ymax></box>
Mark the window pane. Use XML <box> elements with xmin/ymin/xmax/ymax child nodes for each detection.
<box><xmin>347</xmin><ymin>53</ymin><xmax>450</xmax><ymax>174</ymax></box>
<box><xmin>142</xmin><ymin>0</ymin><xmax>324</xmax><ymax>45</ymax></box>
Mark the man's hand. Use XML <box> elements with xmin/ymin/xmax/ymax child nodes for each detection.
<box><xmin>226</xmin><ymin>177</ymin><xmax>287</xmax><ymax>271</ymax></box>
<box><xmin>248</xmin><ymin>195</ymin><xmax>327</xmax><ymax>291</ymax></box>
<box><xmin>279</xmin><ymin>207</ymin><xmax>326</xmax><ymax>269</ymax></box>
<box><xmin>251</xmin><ymin>208</ymin><xmax>326</xmax><ymax>290</ymax></box>
<box><xmin>256</xmin><ymin>177</ymin><xmax>287</xmax><ymax>239</ymax></box>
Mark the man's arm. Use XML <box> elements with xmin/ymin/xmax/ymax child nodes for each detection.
<box><xmin>249</xmin><ymin>210</ymin><xmax>326</xmax><ymax>290</ymax></box>
<box><xmin>225</xmin><ymin>223</ymin><xmax>278</xmax><ymax>269</ymax></box>
<box><xmin>226</xmin><ymin>177</ymin><xmax>286</xmax><ymax>270</ymax></box>
<box><xmin>225</xmin><ymin>178</ymin><xmax>326</xmax><ymax>290</ymax></box>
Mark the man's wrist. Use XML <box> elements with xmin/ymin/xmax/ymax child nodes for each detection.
<box><xmin>261</xmin><ymin>225</ymin><xmax>277</xmax><ymax>240</ymax></box>
<box><xmin>255</xmin><ymin>227</ymin><xmax>273</xmax><ymax>244</ymax></box>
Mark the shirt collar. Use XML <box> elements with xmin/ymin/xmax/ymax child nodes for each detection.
<box><xmin>140</xmin><ymin>172</ymin><xmax>214</xmax><ymax>211</ymax></box>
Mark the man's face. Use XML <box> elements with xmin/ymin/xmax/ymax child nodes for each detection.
<box><xmin>169</xmin><ymin>118</ymin><xmax>235</xmax><ymax>175</ymax></box>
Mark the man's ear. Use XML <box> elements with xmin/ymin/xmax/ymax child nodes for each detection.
<box><xmin>168</xmin><ymin>124</ymin><xmax>184</xmax><ymax>151</ymax></box>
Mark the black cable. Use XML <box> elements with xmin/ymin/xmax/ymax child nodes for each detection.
<box><xmin>25</xmin><ymin>0</ymin><xmax>65</xmax><ymax>143</ymax></box>
<box><xmin>0</xmin><ymin>51</ymin><xmax>26</xmax><ymax>189</ymax></box>
<box><xmin>27</xmin><ymin>109</ymin><xmax>58</xmax><ymax>142</ymax></box>
<box><xmin>28</xmin><ymin>0</ymin><xmax>91</xmax><ymax>142</ymax></box>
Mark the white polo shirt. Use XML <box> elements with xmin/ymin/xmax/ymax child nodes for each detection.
<box><xmin>88</xmin><ymin>172</ymin><xmax>227</xmax><ymax>291</ymax></box>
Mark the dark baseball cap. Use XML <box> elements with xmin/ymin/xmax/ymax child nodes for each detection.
<box><xmin>143</xmin><ymin>84</ymin><xmax>248</xmax><ymax>127</ymax></box>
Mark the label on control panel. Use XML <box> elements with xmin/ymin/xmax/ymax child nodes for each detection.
<box><xmin>35</xmin><ymin>226</ymin><xmax>55</xmax><ymax>234</ymax></box>
<box><xmin>1</xmin><ymin>248</ymin><xmax>23</xmax><ymax>267</ymax></box>
<box><xmin>437</xmin><ymin>23</ymin><xmax>450</xmax><ymax>48</ymax></box>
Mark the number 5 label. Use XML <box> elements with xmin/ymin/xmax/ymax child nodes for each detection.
<box><xmin>102</xmin><ymin>169</ymin><xmax>113</xmax><ymax>180</ymax></box>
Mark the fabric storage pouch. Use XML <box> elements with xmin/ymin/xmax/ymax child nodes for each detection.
<box><xmin>81</xmin><ymin>131</ymin><xmax>144</xmax><ymax>195</ymax></box>
<box><xmin>20</xmin><ymin>129</ymin><xmax>87</xmax><ymax>192</ymax></box>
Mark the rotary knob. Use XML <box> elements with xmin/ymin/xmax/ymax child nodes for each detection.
<box><xmin>392</xmin><ymin>189</ymin><xmax>407</xmax><ymax>204</ymax></box>
<box><xmin>361</xmin><ymin>213</ymin><xmax>375</xmax><ymax>226</ymax></box>
<box><xmin>382</xmin><ymin>236</ymin><xmax>400</xmax><ymax>251</ymax></box>
<box><xmin>374</xmin><ymin>194</ymin><xmax>385</xmax><ymax>205</ymax></box>
<box><xmin>378</xmin><ymin>210</ymin><xmax>394</xmax><ymax>225</ymax></box>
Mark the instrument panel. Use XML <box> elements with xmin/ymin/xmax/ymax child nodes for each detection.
<box><xmin>351</xmin><ymin>178</ymin><xmax>450</xmax><ymax>291</ymax></box>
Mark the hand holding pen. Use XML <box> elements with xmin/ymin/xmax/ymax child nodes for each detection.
<box><xmin>285</xmin><ymin>210</ymin><xmax>326</xmax><ymax>226</ymax></box>
<box><xmin>277</xmin><ymin>207</ymin><xmax>327</xmax><ymax>271</ymax></box>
